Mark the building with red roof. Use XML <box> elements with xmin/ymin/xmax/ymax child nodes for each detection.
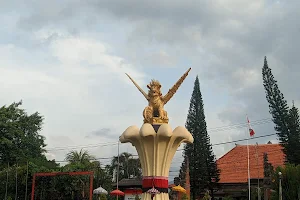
<box><xmin>217</xmin><ymin>143</ymin><xmax>285</xmax><ymax>183</ymax></box>
<box><xmin>215</xmin><ymin>142</ymin><xmax>285</xmax><ymax>199</ymax></box>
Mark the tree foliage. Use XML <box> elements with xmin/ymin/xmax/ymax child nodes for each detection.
<box><xmin>0</xmin><ymin>101</ymin><xmax>58</xmax><ymax>199</ymax></box>
<box><xmin>201</xmin><ymin>191</ymin><xmax>211</xmax><ymax>200</ymax></box>
<box><xmin>0</xmin><ymin>101</ymin><xmax>46</xmax><ymax>167</ymax></box>
<box><xmin>110</xmin><ymin>152</ymin><xmax>141</xmax><ymax>181</ymax></box>
<box><xmin>262</xmin><ymin>57</ymin><xmax>300</xmax><ymax>165</ymax></box>
<box><xmin>178</xmin><ymin>156</ymin><xmax>187</xmax><ymax>187</ymax></box>
<box><xmin>0</xmin><ymin>101</ymin><xmax>115</xmax><ymax>199</ymax></box>
<box><xmin>65</xmin><ymin>149</ymin><xmax>96</xmax><ymax>166</ymax></box>
<box><xmin>173</xmin><ymin>156</ymin><xmax>187</xmax><ymax>189</ymax></box>
<box><xmin>287</xmin><ymin>103</ymin><xmax>300</xmax><ymax>164</ymax></box>
<box><xmin>183</xmin><ymin>76</ymin><xmax>220</xmax><ymax>200</ymax></box>
<box><xmin>27</xmin><ymin>149</ymin><xmax>114</xmax><ymax>200</ymax></box>
<box><xmin>0</xmin><ymin>101</ymin><xmax>141</xmax><ymax>199</ymax></box>
<box><xmin>263</xmin><ymin>153</ymin><xmax>273</xmax><ymax>178</ymax></box>
<box><xmin>0</xmin><ymin>160</ymin><xmax>59</xmax><ymax>200</ymax></box>
<box><xmin>271</xmin><ymin>164</ymin><xmax>300</xmax><ymax>200</ymax></box>
<box><xmin>181</xmin><ymin>194</ymin><xmax>188</xmax><ymax>200</ymax></box>
<box><xmin>173</xmin><ymin>176</ymin><xmax>180</xmax><ymax>186</ymax></box>
<box><xmin>222</xmin><ymin>196</ymin><xmax>233</xmax><ymax>200</ymax></box>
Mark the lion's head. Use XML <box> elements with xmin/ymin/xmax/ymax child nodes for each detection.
<box><xmin>147</xmin><ymin>79</ymin><xmax>162</xmax><ymax>97</ymax></box>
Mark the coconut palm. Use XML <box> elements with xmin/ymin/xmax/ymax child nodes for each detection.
<box><xmin>110</xmin><ymin>152</ymin><xmax>142</xmax><ymax>180</ymax></box>
<box><xmin>64</xmin><ymin>149</ymin><xmax>97</xmax><ymax>199</ymax></box>
<box><xmin>65</xmin><ymin>149</ymin><xmax>95</xmax><ymax>164</ymax></box>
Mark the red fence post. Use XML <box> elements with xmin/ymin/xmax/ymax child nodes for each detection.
<box><xmin>89</xmin><ymin>172</ymin><xmax>94</xmax><ymax>200</ymax></box>
<box><xmin>31</xmin><ymin>174</ymin><xmax>36</xmax><ymax>200</ymax></box>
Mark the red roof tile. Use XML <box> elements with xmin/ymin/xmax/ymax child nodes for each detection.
<box><xmin>216</xmin><ymin>143</ymin><xmax>285</xmax><ymax>183</ymax></box>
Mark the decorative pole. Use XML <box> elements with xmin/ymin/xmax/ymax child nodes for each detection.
<box><xmin>278</xmin><ymin>172</ymin><xmax>282</xmax><ymax>200</ymax></box>
<box><xmin>120</xmin><ymin>68</ymin><xmax>193</xmax><ymax>200</ymax></box>
<box><xmin>117</xmin><ymin>139</ymin><xmax>120</xmax><ymax>200</ymax></box>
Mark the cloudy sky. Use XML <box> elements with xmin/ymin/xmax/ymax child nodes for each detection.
<box><xmin>1</xmin><ymin>0</ymin><xmax>299</xmax><ymax>180</ymax></box>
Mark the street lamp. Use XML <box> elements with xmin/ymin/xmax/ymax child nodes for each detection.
<box><xmin>278</xmin><ymin>172</ymin><xmax>282</xmax><ymax>200</ymax></box>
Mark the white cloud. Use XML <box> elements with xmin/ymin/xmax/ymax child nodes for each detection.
<box><xmin>0</xmin><ymin>33</ymin><xmax>147</xmax><ymax>162</ymax></box>
<box><xmin>44</xmin><ymin>152</ymin><xmax>56</xmax><ymax>160</ymax></box>
<box><xmin>1</xmin><ymin>0</ymin><xmax>299</xmax><ymax>176</ymax></box>
<box><xmin>143</xmin><ymin>50</ymin><xmax>176</xmax><ymax>67</ymax></box>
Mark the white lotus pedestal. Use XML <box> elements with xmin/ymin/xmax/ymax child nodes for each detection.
<box><xmin>120</xmin><ymin>123</ymin><xmax>193</xmax><ymax>200</ymax></box>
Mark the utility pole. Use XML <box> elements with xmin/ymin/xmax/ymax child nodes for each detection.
<box><xmin>278</xmin><ymin>172</ymin><xmax>282</xmax><ymax>200</ymax></box>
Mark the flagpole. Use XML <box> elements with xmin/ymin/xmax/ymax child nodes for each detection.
<box><xmin>246</xmin><ymin>115</ymin><xmax>257</xmax><ymax>200</ymax></box>
<box><xmin>256</xmin><ymin>142</ymin><xmax>261</xmax><ymax>200</ymax></box>
<box><xmin>246</xmin><ymin>115</ymin><xmax>251</xmax><ymax>200</ymax></box>
<box><xmin>247</xmin><ymin>137</ymin><xmax>251</xmax><ymax>200</ymax></box>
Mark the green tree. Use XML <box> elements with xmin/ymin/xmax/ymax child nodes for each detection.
<box><xmin>262</xmin><ymin>57</ymin><xmax>300</xmax><ymax>164</ymax></box>
<box><xmin>64</xmin><ymin>150</ymin><xmax>113</xmax><ymax>199</ymax></box>
<box><xmin>110</xmin><ymin>152</ymin><xmax>141</xmax><ymax>181</ymax></box>
<box><xmin>100</xmin><ymin>194</ymin><xmax>107</xmax><ymax>200</ymax></box>
<box><xmin>174</xmin><ymin>176</ymin><xmax>181</xmax><ymax>186</ymax></box>
<box><xmin>0</xmin><ymin>160</ymin><xmax>59</xmax><ymax>200</ymax></box>
<box><xmin>100</xmin><ymin>165</ymin><xmax>113</xmax><ymax>195</ymax></box>
<box><xmin>65</xmin><ymin>149</ymin><xmax>96</xmax><ymax>165</ymax></box>
<box><xmin>0</xmin><ymin>101</ymin><xmax>58</xmax><ymax>199</ymax></box>
<box><xmin>91</xmin><ymin>161</ymin><xmax>113</xmax><ymax>197</ymax></box>
<box><xmin>181</xmin><ymin>194</ymin><xmax>188</xmax><ymax>200</ymax></box>
<box><xmin>271</xmin><ymin>164</ymin><xmax>300</xmax><ymax>200</ymax></box>
<box><xmin>201</xmin><ymin>191</ymin><xmax>211</xmax><ymax>200</ymax></box>
<box><xmin>63</xmin><ymin>150</ymin><xmax>99</xmax><ymax>199</ymax></box>
<box><xmin>184</xmin><ymin>76</ymin><xmax>220</xmax><ymax>200</ymax></box>
<box><xmin>178</xmin><ymin>156</ymin><xmax>187</xmax><ymax>187</ymax></box>
<box><xmin>263</xmin><ymin>152</ymin><xmax>274</xmax><ymax>188</ymax></box>
<box><xmin>263</xmin><ymin>153</ymin><xmax>273</xmax><ymax>178</ymax></box>
<box><xmin>287</xmin><ymin>102</ymin><xmax>300</xmax><ymax>165</ymax></box>
<box><xmin>0</xmin><ymin>101</ymin><xmax>46</xmax><ymax>167</ymax></box>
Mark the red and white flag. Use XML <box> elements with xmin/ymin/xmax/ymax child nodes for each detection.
<box><xmin>247</xmin><ymin>116</ymin><xmax>255</xmax><ymax>137</ymax></box>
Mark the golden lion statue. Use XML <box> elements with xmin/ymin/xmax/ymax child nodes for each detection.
<box><xmin>125</xmin><ymin>68</ymin><xmax>191</xmax><ymax>124</ymax></box>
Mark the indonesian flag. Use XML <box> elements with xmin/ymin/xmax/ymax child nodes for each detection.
<box><xmin>247</xmin><ymin>116</ymin><xmax>255</xmax><ymax>137</ymax></box>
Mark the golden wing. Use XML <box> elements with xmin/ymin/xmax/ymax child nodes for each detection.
<box><xmin>125</xmin><ymin>73</ymin><xmax>149</xmax><ymax>100</ymax></box>
<box><xmin>163</xmin><ymin>68</ymin><xmax>191</xmax><ymax>104</ymax></box>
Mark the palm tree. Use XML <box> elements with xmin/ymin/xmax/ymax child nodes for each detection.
<box><xmin>64</xmin><ymin>149</ymin><xmax>96</xmax><ymax>199</ymax></box>
<box><xmin>128</xmin><ymin>158</ymin><xmax>142</xmax><ymax>178</ymax></box>
<box><xmin>110</xmin><ymin>152</ymin><xmax>142</xmax><ymax>180</ymax></box>
<box><xmin>65</xmin><ymin>149</ymin><xmax>95</xmax><ymax>164</ymax></box>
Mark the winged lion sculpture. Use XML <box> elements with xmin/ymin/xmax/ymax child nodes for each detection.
<box><xmin>125</xmin><ymin>68</ymin><xmax>191</xmax><ymax>124</ymax></box>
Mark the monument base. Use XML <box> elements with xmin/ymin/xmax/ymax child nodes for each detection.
<box><xmin>120</xmin><ymin>123</ymin><xmax>194</xmax><ymax>200</ymax></box>
<box><xmin>142</xmin><ymin>192</ymin><xmax>169</xmax><ymax>200</ymax></box>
